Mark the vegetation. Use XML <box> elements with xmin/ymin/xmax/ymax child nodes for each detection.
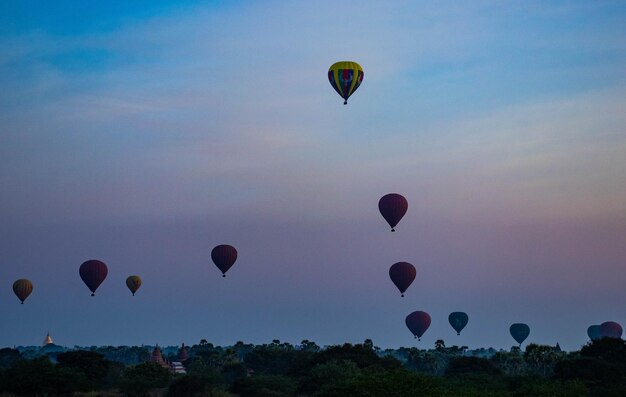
<box><xmin>0</xmin><ymin>338</ymin><xmax>624</xmax><ymax>396</ymax></box>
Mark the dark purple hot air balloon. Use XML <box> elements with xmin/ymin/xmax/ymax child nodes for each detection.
<box><xmin>406</xmin><ymin>311</ymin><xmax>431</xmax><ymax>341</ymax></box>
<box><xmin>587</xmin><ymin>325</ymin><xmax>601</xmax><ymax>341</ymax></box>
<box><xmin>389</xmin><ymin>262</ymin><xmax>416</xmax><ymax>297</ymax></box>
<box><xmin>378</xmin><ymin>193</ymin><xmax>408</xmax><ymax>232</ymax></box>
<box><xmin>510</xmin><ymin>323</ymin><xmax>530</xmax><ymax>346</ymax></box>
<box><xmin>211</xmin><ymin>245</ymin><xmax>238</xmax><ymax>277</ymax></box>
<box><xmin>599</xmin><ymin>321</ymin><xmax>623</xmax><ymax>339</ymax></box>
<box><xmin>79</xmin><ymin>260</ymin><xmax>108</xmax><ymax>296</ymax></box>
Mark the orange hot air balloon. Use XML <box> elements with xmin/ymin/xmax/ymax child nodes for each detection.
<box><xmin>12</xmin><ymin>279</ymin><xmax>33</xmax><ymax>304</ymax></box>
<box><xmin>126</xmin><ymin>275</ymin><xmax>142</xmax><ymax>296</ymax></box>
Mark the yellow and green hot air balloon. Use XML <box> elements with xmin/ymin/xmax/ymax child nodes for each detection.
<box><xmin>328</xmin><ymin>61</ymin><xmax>364</xmax><ymax>104</ymax></box>
<box><xmin>126</xmin><ymin>275</ymin><xmax>142</xmax><ymax>296</ymax></box>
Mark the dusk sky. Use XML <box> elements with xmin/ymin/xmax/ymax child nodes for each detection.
<box><xmin>1</xmin><ymin>1</ymin><xmax>625</xmax><ymax>351</ymax></box>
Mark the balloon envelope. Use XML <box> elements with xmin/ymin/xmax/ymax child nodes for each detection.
<box><xmin>378</xmin><ymin>193</ymin><xmax>408</xmax><ymax>232</ymax></box>
<box><xmin>389</xmin><ymin>262</ymin><xmax>416</xmax><ymax>296</ymax></box>
<box><xmin>587</xmin><ymin>325</ymin><xmax>601</xmax><ymax>341</ymax></box>
<box><xmin>126</xmin><ymin>275</ymin><xmax>142</xmax><ymax>296</ymax></box>
<box><xmin>599</xmin><ymin>321</ymin><xmax>623</xmax><ymax>339</ymax></box>
<box><xmin>79</xmin><ymin>260</ymin><xmax>108</xmax><ymax>296</ymax></box>
<box><xmin>328</xmin><ymin>61</ymin><xmax>364</xmax><ymax>104</ymax></box>
<box><xmin>448</xmin><ymin>312</ymin><xmax>469</xmax><ymax>335</ymax></box>
<box><xmin>406</xmin><ymin>311</ymin><xmax>431</xmax><ymax>341</ymax></box>
<box><xmin>211</xmin><ymin>245</ymin><xmax>238</xmax><ymax>277</ymax></box>
<box><xmin>12</xmin><ymin>279</ymin><xmax>33</xmax><ymax>304</ymax></box>
<box><xmin>510</xmin><ymin>323</ymin><xmax>530</xmax><ymax>346</ymax></box>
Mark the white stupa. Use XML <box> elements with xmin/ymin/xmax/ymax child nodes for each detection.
<box><xmin>43</xmin><ymin>332</ymin><xmax>53</xmax><ymax>346</ymax></box>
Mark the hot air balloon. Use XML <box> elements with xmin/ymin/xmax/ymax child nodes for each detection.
<box><xmin>328</xmin><ymin>61</ymin><xmax>364</xmax><ymax>105</ymax></box>
<box><xmin>12</xmin><ymin>279</ymin><xmax>33</xmax><ymax>304</ymax></box>
<box><xmin>211</xmin><ymin>245</ymin><xmax>237</xmax><ymax>277</ymax></box>
<box><xmin>389</xmin><ymin>262</ymin><xmax>416</xmax><ymax>297</ymax></box>
<box><xmin>126</xmin><ymin>275</ymin><xmax>142</xmax><ymax>296</ymax></box>
<box><xmin>599</xmin><ymin>321</ymin><xmax>623</xmax><ymax>339</ymax></box>
<box><xmin>79</xmin><ymin>260</ymin><xmax>108</xmax><ymax>296</ymax></box>
<box><xmin>587</xmin><ymin>325</ymin><xmax>601</xmax><ymax>341</ymax></box>
<box><xmin>406</xmin><ymin>311</ymin><xmax>431</xmax><ymax>341</ymax></box>
<box><xmin>378</xmin><ymin>193</ymin><xmax>408</xmax><ymax>232</ymax></box>
<box><xmin>448</xmin><ymin>312</ymin><xmax>469</xmax><ymax>335</ymax></box>
<box><xmin>510</xmin><ymin>323</ymin><xmax>530</xmax><ymax>346</ymax></box>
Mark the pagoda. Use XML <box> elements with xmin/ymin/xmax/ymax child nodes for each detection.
<box><xmin>149</xmin><ymin>345</ymin><xmax>169</xmax><ymax>369</ymax></box>
<box><xmin>178</xmin><ymin>343</ymin><xmax>189</xmax><ymax>362</ymax></box>
<box><xmin>43</xmin><ymin>332</ymin><xmax>54</xmax><ymax>346</ymax></box>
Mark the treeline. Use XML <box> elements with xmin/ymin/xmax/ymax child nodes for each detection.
<box><xmin>0</xmin><ymin>338</ymin><xmax>625</xmax><ymax>396</ymax></box>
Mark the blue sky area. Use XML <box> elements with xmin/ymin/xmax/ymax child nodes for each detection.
<box><xmin>1</xmin><ymin>1</ymin><xmax>625</xmax><ymax>351</ymax></box>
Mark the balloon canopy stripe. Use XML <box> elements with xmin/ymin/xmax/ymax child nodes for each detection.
<box><xmin>328</xmin><ymin>61</ymin><xmax>363</xmax><ymax>104</ymax></box>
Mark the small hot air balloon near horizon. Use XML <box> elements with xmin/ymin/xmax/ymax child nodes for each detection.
<box><xmin>79</xmin><ymin>260</ymin><xmax>108</xmax><ymax>296</ymax></box>
<box><xmin>406</xmin><ymin>311</ymin><xmax>431</xmax><ymax>341</ymax></box>
<box><xmin>587</xmin><ymin>325</ymin><xmax>601</xmax><ymax>341</ymax></box>
<box><xmin>389</xmin><ymin>262</ymin><xmax>416</xmax><ymax>297</ymax></box>
<box><xmin>12</xmin><ymin>279</ymin><xmax>33</xmax><ymax>304</ymax></box>
<box><xmin>378</xmin><ymin>193</ymin><xmax>408</xmax><ymax>232</ymax></box>
<box><xmin>448</xmin><ymin>312</ymin><xmax>469</xmax><ymax>335</ymax></box>
<box><xmin>510</xmin><ymin>323</ymin><xmax>530</xmax><ymax>347</ymax></box>
<box><xmin>328</xmin><ymin>61</ymin><xmax>364</xmax><ymax>105</ymax></box>
<box><xmin>599</xmin><ymin>321</ymin><xmax>623</xmax><ymax>339</ymax></box>
<box><xmin>126</xmin><ymin>275</ymin><xmax>142</xmax><ymax>296</ymax></box>
<box><xmin>211</xmin><ymin>245</ymin><xmax>238</xmax><ymax>277</ymax></box>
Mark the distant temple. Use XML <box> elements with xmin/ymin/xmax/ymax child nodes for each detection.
<box><xmin>149</xmin><ymin>344</ymin><xmax>188</xmax><ymax>374</ymax></box>
<box><xmin>43</xmin><ymin>332</ymin><xmax>54</xmax><ymax>346</ymax></box>
<box><xmin>179</xmin><ymin>343</ymin><xmax>189</xmax><ymax>362</ymax></box>
<box><xmin>149</xmin><ymin>345</ymin><xmax>169</xmax><ymax>368</ymax></box>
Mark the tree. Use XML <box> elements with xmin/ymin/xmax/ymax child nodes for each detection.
<box><xmin>313</xmin><ymin>343</ymin><xmax>400</xmax><ymax>370</ymax></box>
<box><xmin>57</xmin><ymin>350</ymin><xmax>114</xmax><ymax>389</ymax></box>
<box><xmin>0</xmin><ymin>348</ymin><xmax>21</xmax><ymax>369</ymax></box>
<box><xmin>119</xmin><ymin>362</ymin><xmax>172</xmax><ymax>397</ymax></box>
<box><xmin>491</xmin><ymin>351</ymin><xmax>527</xmax><ymax>376</ymax></box>
<box><xmin>524</xmin><ymin>344</ymin><xmax>563</xmax><ymax>376</ymax></box>
<box><xmin>3</xmin><ymin>357</ymin><xmax>90</xmax><ymax>395</ymax></box>
<box><xmin>300</xmin><ymin>359</ymin><xmax>361</xmax><ymax>395</ymax></box>
<box><xmin>299</xmin><ymin>339</ymin><xmax>320</xmax><ymax>352</ymax></box>
<box><xmin>554</xmin><ymin>338</ymin><xmax>626</xmax><ymax>395</ymax></box>
<box><xmin>231</xmin><ymin>374</ymin><xmax>297</xmax><ymax>397</ymax></box>
<box><xmin>445</xmin><ymin>356</ymin><xmax>501</xmax><ymax>376</ymax></box>
<box><xmin>435</xmin><ymin>339</ymin><xmax>446</xmax><ymax>351</ymax></box>
<box><xmin>317</xmin><ymin>368</ymin><xmax>442</xmax><ymax>397</ymax></box>
<box><xmin>167</xmin><ymin>374</ymin><xmax>208</xmax><ymax>397</ymax></box>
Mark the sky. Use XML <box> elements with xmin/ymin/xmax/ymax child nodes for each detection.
<box><xmin>1</xmin><ymin>0</ymin><xmax>625</xmax><ymax>351</ymax></box>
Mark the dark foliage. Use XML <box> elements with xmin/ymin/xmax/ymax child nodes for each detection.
<box><xmin>57</xmin><ymin>350</ymin><xmax>117</xmax><ymax>389</ymax></box>
<box><xmin>0</xmin><ymin>348</ymin><xmax>21</xmax><ymax>369</ymax></box>
<box><xmin>167</xmin><ymin>374</ymin><xmax>208</xmax><ymax>397</ymax></box>
<box><xmin>1</xmin><ymin>356</ymin><xmax>90</xmax><ymax>395</ymax></box>
<box><xmin>311</xmin><ymin>342</ymin><xmax>401</xmax><ymax>370</ymax></box>
<box><xmin>119</xmin><ymin>361</ymin><xmax>172</xmax><ymax>397</ymax></box>
<box><xmin>0</xmin><ymin>340</ymin><xmax>624</xmax><ymax>396</ymax></box>
<box><xmin>446</xmin><ymin>356</ymin><xmax>501</xmax><ymax>376</ymax></box>
<box><xmin>553</xmin><ymin>338</ymin><xmax>626</xmax><ymax>396</ymax></box>
<box><xmin>232</xmin><ymin>374</ymin><xmax>298</xmax><ymax>397</ymax></box>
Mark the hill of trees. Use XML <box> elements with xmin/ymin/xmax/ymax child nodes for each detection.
<box><xmin>0</xmin><ymin>338</ymin><xmax>625</xmax><ymax>396</ymax></box>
